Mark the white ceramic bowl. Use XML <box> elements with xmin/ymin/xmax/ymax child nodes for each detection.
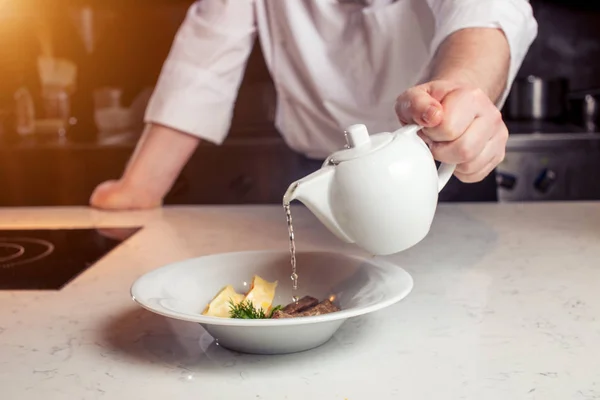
<box><xmin>131</xmin><ymin>250</ymin><xmax>413</xmax><ymax>354</ymax></box>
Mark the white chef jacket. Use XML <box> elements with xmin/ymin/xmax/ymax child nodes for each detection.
<box><xmin>145</xmin><ymin>0</ymin><xmax>537</xmax><ymax>160</ymax></box>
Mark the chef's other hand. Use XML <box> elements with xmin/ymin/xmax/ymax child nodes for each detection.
<box><xmin>90</xmin><ymin>123</ymin><xmax>199</xmax><ymax>211</ymax></box>
<box><xmin>395</xmin><ymin>80</ymin><xmax>508</xmax><ymax>183</ymax></box>
<box><xmin>90</xmin><ymin>179</ymin><xmax>162</xmax><ymax>210</ymax></box>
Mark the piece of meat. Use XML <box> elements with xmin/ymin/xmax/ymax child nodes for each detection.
<box><xmin>271</xmin><ymin>297</ymin><xmax>341</xmax><ymax>319</ymax></box>
<box><xmin>271</xmin><ymin>299</ymin><xmax>341</xmax><ymax>319</ymax></box>
<box><xmin>271</xmin><ymin>310</ymin><xmax>294</xmax><ymax>319</ymax></box>
<box><xmin>297</xmin><ymin>299</ymin><xmax>340</xmax><ymax>317</ymax></box>
<box><xmin>281</xmin><ymin>295</ymin><xmax>319</xmax><ymax>314</ymax></box>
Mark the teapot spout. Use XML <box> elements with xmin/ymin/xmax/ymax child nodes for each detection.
<box><xmin>283</xmin><ymin>167</ymin><xmax>353</xmax><ymax>244</ymax></box>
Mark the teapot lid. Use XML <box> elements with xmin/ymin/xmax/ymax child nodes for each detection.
<box><xmin>326</xmin><ymin>124</ymin><xmax>393</xmax><ymax>164</ymax></box>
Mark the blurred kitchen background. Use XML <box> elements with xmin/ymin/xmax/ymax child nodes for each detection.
<box><xmin>0</xmin><ymin>0</ymin><xmax>599</xmax><ymax>206</ymax></box>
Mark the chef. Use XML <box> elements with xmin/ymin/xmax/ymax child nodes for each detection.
<box><xmin>90</xmin><ymin>0</ymin><xmax>537</xmax><ymax>209</ymax></box>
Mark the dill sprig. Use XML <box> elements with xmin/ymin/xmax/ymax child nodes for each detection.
<box><xmin>228</xmin><ymin>299</ymin><xmax>282</xmax><ymax>319</ymax></box>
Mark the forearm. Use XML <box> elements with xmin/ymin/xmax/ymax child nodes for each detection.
<box><xmin>121</xmin><ymin>123</ymin><xmax>200</xmax><ymax>200</ymax></box>
<box><xmin>429</xmin><ymin>27</ymin><xmax>511</xmax><ymax>103</ymax></box>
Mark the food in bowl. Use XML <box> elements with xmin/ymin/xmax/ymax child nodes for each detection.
<box><xmin>271</xmin><ymin>296</ymin><xmax>340</xmax><ymax>319</ymax></box>
<box><xmin>131</xmin><ymin>250</ymin><xmax>413</xmax><ymax>354</ymax></box>
<box><xmin>202</xmin><ymin>274</ymin><xmax>341</xmax><ymax>319</ymax></box>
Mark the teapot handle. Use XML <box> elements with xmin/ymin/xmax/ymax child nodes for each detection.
<box><xmin>408</xmin><ymin>124</ymin><xmax>456</xmax><ymax>192</ymax></box>
<box><xmin>437</xmin><ymin>162</ymin><xmax>456</xmax><ymax>193</ymax></box>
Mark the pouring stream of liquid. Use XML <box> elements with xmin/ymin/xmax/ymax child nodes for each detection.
<box><xmin>284</xmin><ymin>203</ymin><xmax>299</xmax><ymax>303</ymax></box>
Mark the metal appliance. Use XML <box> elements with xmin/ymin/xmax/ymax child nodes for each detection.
<box><xmin>504</xmin><ymin>76</ymin><xmax>569</xmax><ymax>121</ymax></box>
<box><xmin>497</xmin><ymin>121</ymin><xmax>600</xmax><ymax>202</ymax></box>
<box><xmin>568</xmin><ymin>89</ymin><xmax>600</xmax><ymax>133</ymax></box>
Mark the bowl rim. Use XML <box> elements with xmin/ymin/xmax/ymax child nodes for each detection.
<box><xmin>130</xmin><ymin>250</ymin><xmax>413</xmax><ymax>327</ymax></box>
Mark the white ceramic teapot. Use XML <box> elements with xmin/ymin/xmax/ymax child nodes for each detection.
<box><xmin>283</xmin><ymin>123</ymin><xmax>455</xmax><ymax>255</ymax></box>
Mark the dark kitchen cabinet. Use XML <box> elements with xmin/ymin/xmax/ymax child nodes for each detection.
<box><xmin>0</xmin><ymin>138</ymin><xmax>301</xmax><ymax>207</ymax></box>
<box><xmin>166</xmin><ymin>139</ymin><xmax>301</xmax><ymax>205</ymax></box>
<box><xmin>0</xmin><ymin>145</ymin><xmax>133</xmax><ymax>206</ymax></box>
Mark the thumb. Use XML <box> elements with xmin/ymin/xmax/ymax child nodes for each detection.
<box><xmin>395</xmin><ymin>86</ymin><xmax>443</xmax><ymax>128</ymax></box>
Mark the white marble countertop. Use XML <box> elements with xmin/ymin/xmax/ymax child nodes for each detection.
<box><xmin>1</xmin><ymin>203</ymin><xmax>600</xmax><ymax>400</ymax></box>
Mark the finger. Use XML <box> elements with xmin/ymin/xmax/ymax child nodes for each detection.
<box><xmin>422</xmin><ymin>88</ymin><xmax>486</xmax><ymax>142</ymax></box>
<box><xmin>455</xmin><ymin>157</ymin><xmax>499</xmax><ymax>183</ymax></box>
<box><xmin>430</xmin><ymin>115</ymin><xmax>497</xmax><ymax>164</ymax></box>
<box><xmin>454</xmin><ymin>120</ymin><xmax>507</xmax><ymax>176</ymax></box>
<box><xmin>454</xmin><ymin>129</ymin><xmax>507</xmax><ymax>182</ymax></box>
<box><xmin>417</xmin><ymin>130</ymin><xmax>434</xmax><ymax>148</ymax></box>
<box><xmin>426</xmin><ymin>79</ymin><xmax>463</xmax><ymax>102</ymax></box>
<box><xmin>395</xmin><ymin>87</ymin><xmax>443</xmax><ymax>127</ymax></box>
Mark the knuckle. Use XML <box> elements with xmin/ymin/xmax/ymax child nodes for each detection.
<box><xmin>496</xmin><ymin>150</ymin><xmax>506</xmax><ymax>165</ymax></box>
<box><xmin>400</xmin><ymin>87</ymin><xmax>419</xmax><ymax>100</ymax></box>
<box><xmin>395</xmin><ymin>93</ymin><xmax>409</xmax><ymax>108</ymax></box>
<box><xmin>439</xmin><ymin>119</ymin><xmax>463</xmax><ymax>141</ymax></box>
<box><xmin>396</xmin><ymin>89</ymin><xmax>422</xmax><ymax>112</ymax></box>
<box><xmin>471</xmin><ymin>87</ymin><xmax>486</xmax><ymax>100</ymax></box>
<box><xmin>395</xmin><ymin>93</ymin><xmax>408</xmax><ymax>105</ymax></box>
<box><xmin>395</xmin><ymin>100</ymin><xmax>411</xmax><ymax>122</ymax></box>
<box><xmin>491</xmin><ymin>107</ymin><xmax>503</xmax><ymax>124</ymax></box>
<box><xmin>500</xmin><ymin>125</ymin><xmax>509</xmax><ymax>141</ymax></box>
<box><xmin>456</xmin><ymin>143</ymin><xmax>476</xmax><ymax>162</ymax></box>
<box><xmin>458</xmin><ymin>161</ymin><xmax>478</xmax><ymax>175</ymax></box>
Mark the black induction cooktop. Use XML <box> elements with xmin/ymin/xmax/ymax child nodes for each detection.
<box><xmin>0</xmin><ymin>227</ymin><xmax>141</xmax><ymax>290</ymax></box>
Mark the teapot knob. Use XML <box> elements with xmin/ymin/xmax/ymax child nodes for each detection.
<box><xmin>345</xmin><ymin>124</ymin><xmax>370</xmax><ymax>147</ymax></box>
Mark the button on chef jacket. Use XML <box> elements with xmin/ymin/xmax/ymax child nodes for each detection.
<box><xmin>145</xmin><ymin>0</ymin><xmax>538</xmax><ymax>160</ymax></box>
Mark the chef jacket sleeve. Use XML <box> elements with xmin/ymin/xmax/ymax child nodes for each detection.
<box><xmin>144</xmin><ymin>0</ymin><xmax>256</xmax><ymax>144</ymax></box>
<box><xmin>425</xmin><ymin>0</ymin><xmax>538</xmax><ymax>107</ymax></box>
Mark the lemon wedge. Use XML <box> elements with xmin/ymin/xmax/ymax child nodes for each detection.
<box><xmin>243</xmin><ymin>275</ymin><xmax>278</xmax><ymax>312</ymax></box>
<box><xmin>202</xmin><ymin>285</ymin><xmax>245</xmax><ymax>318</ymax></box>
